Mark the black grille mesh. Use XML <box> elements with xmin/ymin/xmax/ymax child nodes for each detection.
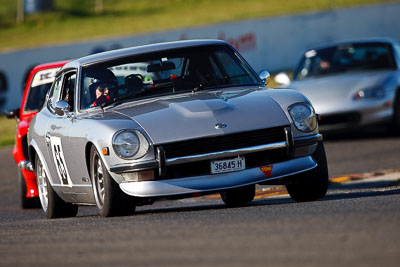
<box><xmin>158</xmin><ymin>126</ymin><xmax>287</xmax><ymax>159</ymax></box>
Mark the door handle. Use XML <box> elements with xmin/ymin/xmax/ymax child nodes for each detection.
<box><xmin>45</xmin><ymin>133</ymin><xmax>51</xmax><ymax>147</ymax></box>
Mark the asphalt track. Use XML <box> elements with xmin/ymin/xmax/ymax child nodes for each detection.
<box><xmin>0</xmin><ymin>127</ymin><xmax>399</xmax><ymax>267</ymax></box>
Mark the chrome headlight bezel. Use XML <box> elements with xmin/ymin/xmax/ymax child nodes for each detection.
<box><xmin>288</xmin><ymin>103</ymin><xmax>317</xmax><ymax>133</ymax></box>
<box><xmin>112</xmin><ymin>130</ymin><xmax>149</xmax><ymax>159</ymax></box>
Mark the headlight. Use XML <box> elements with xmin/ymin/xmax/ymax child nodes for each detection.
<box><xmin>353</xmin><ymin>86</ymin><xmax>385</xmax><ymax>100</ymax></box>
<box><xmin>112</xmin><ymin>130</ymin><xmax>149</xmax><ymax>159</ymax></box>
<box><xmin>288</xmin><ymin>103</ymin><xmax>317</xmax><ymax>133</ymax></box>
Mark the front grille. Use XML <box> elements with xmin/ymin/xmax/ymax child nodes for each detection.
<box><xmin>155</xmin><ymin>148</ymin><xmax>289</xmax><ymax>180</ymax></box>
<box><xmin>158</xmin><ymin>126</ymin><xmax>287</xmax><ymax>159</ymax></box>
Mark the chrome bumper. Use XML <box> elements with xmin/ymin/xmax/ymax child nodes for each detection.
<box><xmin>110</xmin><ymin>141</ymin><xmax>288</xmax><ymax>174</ymax></box>
<box><xmin>110</xmin><ymin>133</ymin><xmax>322</xmax><ymax>175</ymax></box>
<box><xmin>19</xmin><ymin>160</ymin><xmax>34</xmax><ymax>172</ymax></box>
<box><xmin>119</xmin><ymin>156</ymin><xmax>317</xmax><ymax>197</ymax></box>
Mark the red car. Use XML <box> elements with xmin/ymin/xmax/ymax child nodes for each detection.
<box><xmin>7</xmin><ymin>60</ymin><xmax>69</xmax><ymax>208</ymax></box>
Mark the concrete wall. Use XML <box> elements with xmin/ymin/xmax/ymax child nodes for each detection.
<box><xmin>1</xmin><ymin>2</ymin><xmax>399</xmax><ymax>111</ymax></box>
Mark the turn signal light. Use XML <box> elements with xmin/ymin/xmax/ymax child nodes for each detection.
<box><xmin>102</xmin><ymin>147</ymin><xmax>109</xmax><ymax>155</ymax></box>
<box><xmin>122</xmin><ymin>170</ymin><xmax>155</xmax><ymax>182</ymax></box>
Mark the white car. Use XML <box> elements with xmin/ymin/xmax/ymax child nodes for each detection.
<box><xmin>276</xmin><ymin>39</ymin><xmax>400</xmax><ymax>133</ymax></box>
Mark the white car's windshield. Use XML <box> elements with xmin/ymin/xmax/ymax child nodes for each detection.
<box><xmin>80</xmin><ymin>45</ymin><xmax>260</xmax><ymax>109</ymax></box>
<box><xmin>294</xmin><ymin>42</ymin><xmax>397</xmax><ymax>80</ymax></box>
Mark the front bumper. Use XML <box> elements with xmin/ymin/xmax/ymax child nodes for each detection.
<box><xmin>119</xmin><ymin>155</ymin><xmax>317</xmax><ymax>197</ymax></box>
<box><xmin>113</xmin><ymin>132</ymin><xmax>322</xmax><ymax>198</ymax></box>
<box><xmin>19</xmin><ymin>160</ymin><xmax>34</xmax><ymax>172</ymax></box>
<box><xmin>317</xmin><ymin>98</ymin><xmax>393</xmax><ymax>131</ymax></box>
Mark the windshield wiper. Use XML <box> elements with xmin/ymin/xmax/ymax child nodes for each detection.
<box><xmin>101</xmin><ymin>91</ymin><xmax>137</xmax><ymax>109</ymax></box>
<box><xmin>102</xmin><ymin>82</ymin><xmax>177</xmax><ymax>109</ymax></box>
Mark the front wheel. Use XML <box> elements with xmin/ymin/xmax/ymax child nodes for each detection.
<box><xmin>285</xmin><ymin>141</ymin><xmax>329</xmax><ymax>202</ymax></box>
<box><xmin>35</xmin><ymin>154</ymin><xmax>78</xmax><ymax>219</ymax></box>
<box><xmin>90</xmin><ymin>146</ymin><xmax>136</xmax><ymax>217</ymax></box>
<box><xmin>220</xmin><ymin>184</ymin><xmax>255</xmax><ymax>207</ymax></box>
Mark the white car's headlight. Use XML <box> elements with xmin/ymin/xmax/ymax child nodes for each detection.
<box><xmin>288</xmin><ymin>103</ymin><xmax>317</xmax><ymax>133</ymax></box>
<box><xmin>353</xmin><ymin>86</ymin><xmax>385</xmax><ymax>100</ymax></box>
<box><xmin>112</xmin><ymin>130</ymin><xmax>149</xmax><ymax>159</ymax></box>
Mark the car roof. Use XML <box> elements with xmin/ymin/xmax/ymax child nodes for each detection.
<box><xmin>306</xmin><ymin>38</ymin><xmax>398</xmax><ymax>52</ymax></box>
<box><xmin>62</xmin><ymin>39</ymin><xmax>228</xmax><ymax>70</ymax></box>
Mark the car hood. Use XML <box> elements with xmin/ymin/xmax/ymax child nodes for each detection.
<box><xmin>112</xmin><ymin>87</ymin><xmax>290</xmax><ymax>144</ymax></box>
<box><xmin>287</xmin><ymin>70</ymin><xmax>396</xmax><ymax>114</ymax></box>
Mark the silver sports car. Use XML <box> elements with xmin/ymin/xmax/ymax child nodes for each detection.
<box><xmin>275</xmin><ymin>39</ymin><xmax>400</xmax><ymax>132</ymax></box>
<box><xmin>28</xmin><ymin>40</ymin><xmax>328</xmax><ymax>218</ymax></box>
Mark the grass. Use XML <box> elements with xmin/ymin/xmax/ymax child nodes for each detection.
<box><xmin>0</xmin><ymin>116</ymin><xmax>16</xmax><ymax>147</ymax></box>
<box><xmin>0</xmin><ymin>0</ymin><xmax>397</xmax><ymax>52</ymax></box>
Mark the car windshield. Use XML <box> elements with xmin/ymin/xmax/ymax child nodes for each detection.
<box><xmin>293</xmin><ymin>43</ymin><xmax>396</xmax><ymax>80</ymax></box>
<box><xmin>24</xmin><ymin>67</ymin><xmax>60</xmax><ymax>113</ymax></box>
<box><xmin>80</xmin><ymin>45</ymin><xmax>260</xmax><ymax>110</ymax></box>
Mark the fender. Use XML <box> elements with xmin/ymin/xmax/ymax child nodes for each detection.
<box><xmin>29</xmin><ymin>138</ymin><xmax>56</xmax><ymax>186</ymax></box>
<box><xmin>84</xmin><ymin>138</ymin><xmax>125</xmax><ymax>184</ymax></box>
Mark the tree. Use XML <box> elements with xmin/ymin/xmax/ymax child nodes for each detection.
<box><xmin>17</xmin><ymin>0</ymin><xmax>24</xmax><ymax>24</ymax></box>
<box><xmin>95</xmin><ymin>0</ymin><xmax>104</xmax><ymax>14</ymax></box>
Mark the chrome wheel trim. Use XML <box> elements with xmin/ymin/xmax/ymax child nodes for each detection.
<box><xmin>36</xmin><ymin>158</ymin><xmax>48</xmax><ymax>212</ymax></box>
<box><xmin>92</xmin><ymin>152</ymin><xmax>105</xmax><ymax>209</ymax></box>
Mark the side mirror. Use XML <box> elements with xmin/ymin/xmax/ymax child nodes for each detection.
<box><xmin>5</xmin><ymin>108</ymin><xmax>20</xmax><ymax>119</ymax></box>
<box><xmin>259</xmin><ymin>70</ymin><xmax>271</xmax><ymax>85</ymax></box>
<box><xmin>54</xmin><ymin>100</ymin><xmax>70</xmax><ymax>116</ymax></box>
<box><xmin>274</xmin><ymin>72</ymin><xmax>291</xmax><ymax>86</ymax></box>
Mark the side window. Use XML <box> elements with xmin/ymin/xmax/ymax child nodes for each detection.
<box><xmin>48</xmin><ymin>76</ymin><xmax>63</xmax><ymax>110</ymax></box>
<box><xmin>61</xmin><ymin>72</ymin><xmax>76</xmax><ymax>111</ymax></box>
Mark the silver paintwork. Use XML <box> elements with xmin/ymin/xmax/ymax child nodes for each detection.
<box><xmin>111</xmin><ymin>88</ymin><xmax>293</xmax><ymax>144</ymax></box>
<box><xmin>282</xmin><ymin>39</ymin><xmax>400</xmax><ymax>131</ymax></box>
<box><xmin>28</xmin><ymin>40</ymin><xmax>322</xmax><ymax>205</ymax></box>
<box><xmin>291</xmin><ymin>71</ymin><xmax>399</xmax><ymax>131</ymax></box>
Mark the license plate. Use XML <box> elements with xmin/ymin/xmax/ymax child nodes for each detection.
<box><xmin>211</xmin><ymin>157</ymin><xmax>245</xmax><ymax>174</ymax></box>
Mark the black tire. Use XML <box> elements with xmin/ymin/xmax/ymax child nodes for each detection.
<box><xmin>286</xmin><ymin>141</ymin><xmax>329</xmax><ymax>202</ymax></box>
<box><xmin>389</xmin><ymin>91</ymin><xmax>400</xmax><ymax>135</ymax></box>
<box><xmin>90</xmin><ymin>146</ymin><xmax>136</xmax><ymax>217</ymax></box>
<box><xmin>220</xmin><ymin>184</ymin><xmax>255</xmax><ymax>207</ymax></box>
<box><xmin>35</xmin><ymin>154</ymin><xmax>78</xmax><ymax>219</ymax></box>
<box><xmin>18</xmin><ymin>167</ymin><xmax>41</xmax><ymax>209</ymax></box>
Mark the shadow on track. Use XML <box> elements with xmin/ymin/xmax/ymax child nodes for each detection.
<box><xmin>122</xmin><ymin>181</ymin><xmax>400</xmax><ymax>217</ymax></box>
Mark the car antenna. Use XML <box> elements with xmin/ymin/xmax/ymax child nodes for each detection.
<box><xmin>192</xmin><ymin>83</ymin><xmax>203</xmax><ymax>93</ymax></box>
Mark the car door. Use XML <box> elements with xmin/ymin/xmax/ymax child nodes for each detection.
<box><xmin>45</xmin><ymin>71</ymin><xmax>77</xmax><ymax>188</ymax></box>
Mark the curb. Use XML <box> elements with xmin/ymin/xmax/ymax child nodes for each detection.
<box><xmin>329</xmin><ymin>169</ymin><xmax>400</xmax><ymax>184</ymax></box>
<box><xmin>201</xmin><ymin>169</ymin><xmax>400</xmax><ymax>200</ymax></box>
